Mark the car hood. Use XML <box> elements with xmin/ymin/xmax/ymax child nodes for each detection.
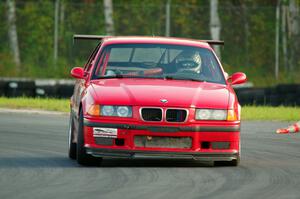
<box><xmin>90</xmin><ymin>78</ymin><xmax>229</xmax><ymax>109</ymax></box>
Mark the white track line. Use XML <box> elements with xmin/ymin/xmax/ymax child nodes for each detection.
<box><xmin>0</xmin><ymin>108</ymin><xmax>67</xmax><ymax>115</ymax></box>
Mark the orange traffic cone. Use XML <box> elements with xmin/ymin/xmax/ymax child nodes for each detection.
<box><xmin>276</xmin><ymin>121</ymin><xmax>300</xmax><ymax>134</ymax></box>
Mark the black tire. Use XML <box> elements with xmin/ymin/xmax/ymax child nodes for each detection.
<box><xmin>214</xmin><ymin>156</ymin><xmax>240</xmax><ymax>167</ymax></box>
<box><xmin>76</xmin><ymin>109</ymin><xmax>102</xmax><ymax>166</ymax></box>
<box><xmin>68</xmin><ymin>113</ymin><xmax>77</xmax><ymax>160</ymax></box>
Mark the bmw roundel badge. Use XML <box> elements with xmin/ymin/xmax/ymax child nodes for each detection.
<box><xmin>160</xmin><ymin>99</ymin><xmax>168</xmax><ymax>103</ymax></box>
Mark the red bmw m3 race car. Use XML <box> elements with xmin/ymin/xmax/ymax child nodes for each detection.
<box><xmin>68</xmin><ymin>35</ymin><xmax>247</xmax><ymax>166</ymax></box>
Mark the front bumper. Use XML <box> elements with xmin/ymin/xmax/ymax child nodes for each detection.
<box><xmin>83</xmin><ymin>119</ymin><xmax>240</xmax><ymax>161</ymax></box>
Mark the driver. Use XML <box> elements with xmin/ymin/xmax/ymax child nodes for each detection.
<box><xmin>175</xmin><ymin>50</ymin><xmax>202</xmax><ymax>74</ymax></box>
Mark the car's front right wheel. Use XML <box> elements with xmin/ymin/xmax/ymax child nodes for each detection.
<box><xmin>76</xmin><ymin>109</ymin><xmax>102</xmax><ymax>166</ymax></box>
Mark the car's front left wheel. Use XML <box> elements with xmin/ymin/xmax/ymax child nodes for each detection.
<box><xmin>68</xmin><ymin>113</ymin><xmax>77</xmax><ymax>160</ymax></box>
<box><xmin>76</xmin><ymin>109</ymin><xmax>102</xmax><ymax>166</ymax></box>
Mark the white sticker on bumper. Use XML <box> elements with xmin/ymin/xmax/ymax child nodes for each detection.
<box><xmin>93</xmin><ymin>127</ymin><xmax>118</xmax><ymax>138</ymax></box>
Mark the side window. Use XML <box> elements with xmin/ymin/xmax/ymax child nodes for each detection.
<box><xmin>202</xmin><ymin>52</ymin><xmax>224</xmax><ymax>82</ymax></box>
<box><xmin>83</xmin><ymin>43</ymin><xmax>101</xmax><ymax>72</ymax></box>
<box><xmin>94</xmin><ymin>49</ymin><xmax>109</xmax><ymax>77</ymax></box>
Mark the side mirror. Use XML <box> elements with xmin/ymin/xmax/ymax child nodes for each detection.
<box><xmin>229</xmin><ymin>72</ymin><xmax>247</xmax><ymax>85</ymax></box>
<box><xmin>71</xmin><ymin>67</ymin><xmax>84</xmax><ymax>79</ymax></box>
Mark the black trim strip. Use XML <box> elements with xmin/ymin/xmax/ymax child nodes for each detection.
<box><xmin>84</xmin><ymin>120</ymin><xmax>240</xmax><ymax>132</ymax></box>
<box><xmin>86</xmin><ymin>147</ymin><xmax>238</xmax><ymax>160</ymax></box>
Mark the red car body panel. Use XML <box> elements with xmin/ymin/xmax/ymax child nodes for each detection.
<box><xmin>70</xmin><ymin>36</ymin><xmax>245</xmax><ymax>163</ymax></box>
<box><xmin>89</xmin><ymin>79</ymin><xmax>230</xmax><ymax>108</ymax></box>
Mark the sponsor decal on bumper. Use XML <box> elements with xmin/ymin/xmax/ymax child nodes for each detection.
<box><xmin>93</xmin><ymin>127</ymin><xmax>118</xmax><ymax>138</ymax></box>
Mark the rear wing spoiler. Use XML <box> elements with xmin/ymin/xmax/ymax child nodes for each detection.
<box><xmin>200</xmin><ymin>40</ymin><xmax>224</xmax><ymax>45</ymax></box>
<box><xmin>73</xmin><ymin>34</ymin><xmax>110</xmax><ymax>42</ymax></box>
<box><xmin>73</xmin><ymin>34</ymin><xmax>224</xmax><ymax>45</ymax></box>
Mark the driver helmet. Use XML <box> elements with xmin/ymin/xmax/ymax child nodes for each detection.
<box><xmin>176</xmin><ymin>50</ymin><xmax>202</xmax><ymax>73</ymax></box>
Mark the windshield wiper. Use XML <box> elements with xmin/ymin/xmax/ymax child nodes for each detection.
<box><xmin>164</xmin><ymin>75</ymin><xmax>203</xmax><ymax>82</ymax></box>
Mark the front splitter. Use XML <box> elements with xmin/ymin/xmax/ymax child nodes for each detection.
<box><xmin>86</xmin><ymin>147</ymin><xmax>239</xmax><ymax>161</ymax></box>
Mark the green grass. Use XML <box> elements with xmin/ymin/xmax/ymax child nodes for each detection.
<box><xmin>0</xmin><ymin>97</ymin><xmax>69</xmax><ymax>113</ymax></box>
<box><xmin>0</xmin><ymin>97</ymin><xmax>299</xmax><ymax>121</ymax></box>
<box><xmin>242</xmin><ymin>106</ymin><xmax>300</xmax><ymax>121</ymax></box>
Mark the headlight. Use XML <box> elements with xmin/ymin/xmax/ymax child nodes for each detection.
<box><xmin>196</xmin><ymin>109</ymin><xmax>211</xmax><ymax>120</ymax></box>
<box><xmin>101</xmin><ymin>105</ymin><xmax>115</xmax><ymax>116</ymax></box>
<box><xmin>116</xmin><ymin>106</ymin><xmax>132</xmax><ymax>117</ymax></box>
<box><xmin>195</xmin><ymin>109</ymin><xmax>227</xmax><ymax>120</ymax></box>
<box><xmin>212</xmin><ymin>110</ymin><xmax>227</xmax><ymax>120</ymax></box>
<box><xmin>100</xmin><ymin>105</ymin><xmax>132</xmax><ymax>117</ymax></box>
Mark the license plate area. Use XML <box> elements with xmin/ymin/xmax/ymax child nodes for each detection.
<box><xmin>93</xmin><ymin>127</ymin><xmax>117</xmax><ymax>138</ymax></box>
<box><xmin>134</xmin><ymin>136</ymin><xmax>192</xmax><ymax>149</ymax></box>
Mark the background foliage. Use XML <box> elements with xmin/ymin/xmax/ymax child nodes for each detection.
<box><xmin>0</xmin><ymin>0</ymin><xmax>299</xmax><ymax>87</ymax></box>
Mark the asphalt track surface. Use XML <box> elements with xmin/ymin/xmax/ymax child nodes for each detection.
<box><xmin>1</xmin><ymin>112</ymin><xmax>300</xmax><ymax>199</ymax></box>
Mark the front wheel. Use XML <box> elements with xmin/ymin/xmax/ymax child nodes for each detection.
<box><xmin>68</xmin><ymin>113</ymin><xmax>76</xmax><ymax>160</ymax></box>
<box><xmin>76</xmin><ymin>109</ymin><xmax>102</xmax><ymax>166</ymax></box>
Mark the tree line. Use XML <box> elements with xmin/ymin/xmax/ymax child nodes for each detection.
<box><xmin>0</xmin><ymin>0</ymin><xmax>299</xmax><ymax>86</ymax></box>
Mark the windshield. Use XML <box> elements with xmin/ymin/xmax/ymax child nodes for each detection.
<box><xmin>92</xmin><ymin>44</ymin><xmax>226</xmax><ymax>84</ymax></box>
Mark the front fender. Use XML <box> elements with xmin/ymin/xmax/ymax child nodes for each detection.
<box><xmin>81</xmin><ymin>86</ymin><xmax>97</xmax><ymax>117</ymax></box>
